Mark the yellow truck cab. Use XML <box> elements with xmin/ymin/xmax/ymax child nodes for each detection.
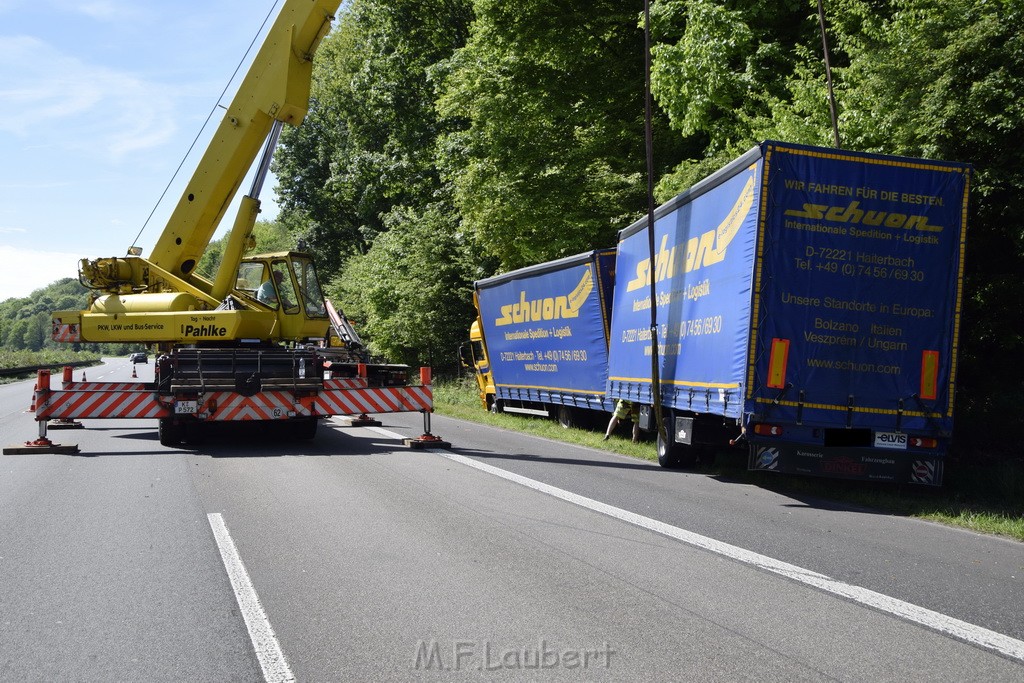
<box><xmin>459</xmin><ymin>317</ymin><xmax>495</xmax><ymax>411</ymax></box>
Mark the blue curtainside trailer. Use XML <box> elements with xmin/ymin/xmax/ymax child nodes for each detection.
<box><xmin>607</xmin><ymin>141</ymin><xmax>970</xmax><ymax>485</ymax></box>
<box><xmin>462</xmin><ymin>249</ymin><xmax>617</xmax><ymax>428</ymax></box>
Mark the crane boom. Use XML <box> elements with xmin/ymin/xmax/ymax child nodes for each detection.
<box><xmin>151</xmin><ymin>0</ymin><xmax>337</xmax><ymax>281</ymax></box>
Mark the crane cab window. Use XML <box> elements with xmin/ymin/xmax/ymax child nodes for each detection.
<box><xmin>249</xmin><ymin>261</ymin><xmax>298</xmax><ymax>312</ymax></box>
<box><xmin>235</xmin><ymin>262</ymin><xmax>264</xmax><ymax>295</ymax></box>
<box><xmin>291</xmin><ymin>255</ymin><xmax>327</xmax><ymax>317</ymax></box>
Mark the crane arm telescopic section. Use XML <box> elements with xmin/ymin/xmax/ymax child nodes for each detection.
<box><xmin>149</xmin><ymin>0</ymin><xmax>340</xmax><ymax>281</ymax></box>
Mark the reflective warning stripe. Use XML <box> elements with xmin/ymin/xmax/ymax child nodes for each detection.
<box><xmin>314</xmin><ymin>386</ymin><xmax>433</xmax><ymax>416</ymax></box>
<box><xmin>37</xmin><ymin>390</ymin><xmax>169</xmax><ymax>420</ymax></box>
<box><xmin>51</xmin><ymin>322</ymin><xmax>80</xmax><ymax>343</ymax></box>
<box><xmin>323</xmin><ymin>377</ymin><xmax>368</xmax><ymax>390</ymax></box>
<box><xmin>204</xmin><ymin>392</ymin><xmax>311</xmax><ymax>421</ymax></box>
<box><xmin>767</xmin><ymin>338</ymin><xmax>790</xmax><ymax>389</ymax></box>
<box><xmin>61</xmin><ymin>382</ymin><xmax>140</xmax><ymax>391</ymax></box>
<box><xmin>920</xmin><ymin>350</ymin><xmax>939</xmax><ymax>400</ymax></box>
<box><xmin>910</xmin><ymin>459</ymin><xmax>939</xmax><ymax>485</ymax></box>
<box><xmin>34</xmin><ymin>384</ymin><xmax>432</xmax><ymax>421</ymax></box>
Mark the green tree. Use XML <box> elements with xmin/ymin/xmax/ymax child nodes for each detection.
<box><xmin>195</xmin><ymin>219</ymin><xmax>299</xmax><ymax>280</ymax></box>
<box><xmin>273</xmin><ymin>12</ymin><xmax>367</xmax><ymax>278</ymax></box>
<box><xmin>648</xmin><ymin>0</ymin><xmax>814</xmax><ymax>157</ymax></box>
<box><xmin>6</xmin><ymin>319</ymin><xmax>28</xmax><ymax>350</ymax></box>
<box><xmin>437</xmin><ymin>0</ymin><xmax>686</xmax><ymax>270</ymax></box>
<box><xmin>333</xmin><ymin>201</ymin><xmax>485</xmax><ymax>367</ymax></box>
<box><xmin>274</xmin><ymin>0</ymin><xmax>474</xmax><ymax>279</ymax></box>
<box><xmin>275</xmin><ymin>0</ymin><xmax>478</xmax><ymax>360</ymax></box>
<box><xmin>24</xmin><ymin>313</ymin><xmax>49</xmax><ymax>352</ymax></box>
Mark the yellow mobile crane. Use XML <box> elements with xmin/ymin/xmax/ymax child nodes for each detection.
<box><xmin>38</xmin><ymin>0</ymin><xmax>440</xmax><ymax>448</ymax></box>
<box><xmin>55</xmin><ymin>0</ymin><xmax>338</xmax><ymax>346</ymax></box>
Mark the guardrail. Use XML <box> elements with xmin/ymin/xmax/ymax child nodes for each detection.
<box><xmin>0</xmin><ymin>360</ymin><xmax>97</xmax><ymax>378</ymax></box>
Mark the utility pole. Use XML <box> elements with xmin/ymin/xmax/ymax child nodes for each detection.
<box><xmin>817</xmin><ymin>0</ymin><xmax>842</xmax><ymax>148</ymax></box>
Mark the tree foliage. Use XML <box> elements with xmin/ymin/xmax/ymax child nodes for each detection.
<box><xmin>273</xmin><ymin>0</ymin><xmax>480</xmax><ymax>365</ymax></box>
<box><xmin>274</xmin><ymin>0</ymin><xmax>474</xmax><ymax>273</ymax></box>
<box><xmin>437</xmin><ymin>0</ymin><xmax>687</xmax><ymax>269</ymax></box>
<box><xmin>194</xmin><ymin>218</ymin><xmax>298</xmax><ymax>280</ymax></box>
<box><xmin>0</xmin><ymin>278</ymin><xmax>135</xmax><ymax>356</ymax></box>
<box><xmin>334</xmin><ymin>202</ymin><xmax>481</xmax><ymax>368</ymax></box>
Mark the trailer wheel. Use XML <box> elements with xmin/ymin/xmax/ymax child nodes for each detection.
<box><xmin>158</xmin><ymin>418</ymin><xmax>184</xmax><ymax>447</ymax></box>
<box><xmin>556</xmin><ymin>405</ymin><xmax>576</xmax><ymax>429</ymax></box>
<box><xmin>657</xmin><ymin>425</ymin><xmax>696</xmax><ymax>469</ymax></box>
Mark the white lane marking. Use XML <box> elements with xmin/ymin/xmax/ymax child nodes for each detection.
<box><xmin>207</xmin><ymin>513</ymin><xmax>295</xmax><ymax>683</ymax></box>
<box><xmin>369</xmin><ymin>426</ymin><xmax>1024</xmax><ymax>663</ymax></box>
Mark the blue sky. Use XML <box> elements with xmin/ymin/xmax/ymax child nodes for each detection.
<box><xmin>0</xmin><ymin>0</ymin><xmax>291</xmax><ymax>300</ymax></box>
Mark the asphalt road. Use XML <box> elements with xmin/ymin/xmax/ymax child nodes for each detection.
<box><xmin>1</xmin><ymin>359</ymin><xmax>1022</xmax><ymax>681</ymax></box>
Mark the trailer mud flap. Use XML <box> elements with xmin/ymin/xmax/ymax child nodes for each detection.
<box><xmin>673</xmin><ymin>415</ymin><xmax>694</xmax><ymax>446</ymax></box>
<box><xmin>748</xmin><ymin>443</ymin><xmax>943</xmax><ymax>486</ymax></box>
<box><xmin>638</xmin><ymin>405</ymin><xmax>652</xmax><ymax>431</ymax></box>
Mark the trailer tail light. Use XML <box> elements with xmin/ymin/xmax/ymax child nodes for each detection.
<box><xmin>753</xmin><ymin>423</ymin><xmax>784</xmax><ymax>436</ymax></box>
<box><xmin>909</xmin><ymin>436</ymin><xmax>938</xmax><ymax>448</ymax></box>
<box><xmin>767</xmin><ymin>338</ymin><xmax>790</xmax><ymax>389</ymax></box>
<box><xmin>920</xmin><ymin>350</ymin><xmax>939</xmax><ymax>400</ymax></box>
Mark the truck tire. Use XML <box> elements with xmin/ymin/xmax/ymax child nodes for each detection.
<box><xmin>490</xmin><ymin>398</ymin><xmax>503</xmax><ymax>414</ymax></box>
<box><xmin>158</xmin><ymin>418</ymin><xmax>183</xmax><ymax>447</ymax></box>
<box><xmin>656</xmin><ymin>424</ymin><xmax>697</xmax><ymax>469</ymax></box>
<box><xmin>556</xmin><ymin>405</ymin><xmax>576</xmax><ymax>429</ymax></box>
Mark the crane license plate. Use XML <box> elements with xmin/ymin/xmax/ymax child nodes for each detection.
<box><xmin>175</xmin><ymin>400</ymin><xmax>198</xmax><ymax>415</ymax></box>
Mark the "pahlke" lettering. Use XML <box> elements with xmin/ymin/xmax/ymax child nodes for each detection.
<box><xmin>181</xmin><ymin>324</ymin><xmax>228</xmax><ymax>337</ymax></box>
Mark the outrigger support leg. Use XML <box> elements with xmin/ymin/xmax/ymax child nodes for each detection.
<box><xmin>405</xmin><ymin>409</ymin><xmax>450</xmax><ymax>450</ymax></box>
<box><xmin>3</xmin><ymin>371</ymin><xmax>80</xmax><ymax>454</ymax></box>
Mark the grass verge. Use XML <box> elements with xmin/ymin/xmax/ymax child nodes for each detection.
<box><xmin>432</xmin><ymin>377</ymin><xmax>1024</xmax><ymax>542</ymax></box>
<box><xmin>0</xmin><ymin>350</ymin><xmax>102</xmax><ymax>385</ymax></box>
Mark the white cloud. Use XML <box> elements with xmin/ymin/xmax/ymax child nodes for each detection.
<box><xmin>0</xmin><ymin>35</ymin><xmax>177</xmax><ymax>159</ymax></box>
<box><xmin>0</xmin><ymin>245</ymin><xmax>82</xmax><ymax>299</ymax></box>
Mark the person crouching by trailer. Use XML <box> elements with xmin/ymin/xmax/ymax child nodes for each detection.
<box><xmin>604</xmin><ymin>398</ymin><xmax>640</xmax><ymax>442</ymax></box>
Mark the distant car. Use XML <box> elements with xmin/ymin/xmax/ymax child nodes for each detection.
<box><xmin>129</xmin><ymin>352</ymin><xmax>148</xmax><ymax>364</ymax></box>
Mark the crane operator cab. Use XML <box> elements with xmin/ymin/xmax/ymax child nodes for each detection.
<box><xmin>235</xmin><ymin>251</ymin><xmax>329</xmax><ymax>342</ymax></box>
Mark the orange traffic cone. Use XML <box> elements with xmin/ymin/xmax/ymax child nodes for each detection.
<box><xmin>27</xmin><ymin>391</ymin><xmax>35</xmax><ymax>412</ymax></box>
<box><xmin>132</xmin><ymin>365</ymin><xmax>137</xmax><ymax>378</ymax></box>
<box><xmin>81</xmin><ymin>371</ymin><xmax>87</xmax><ymax>381</ymax></box>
